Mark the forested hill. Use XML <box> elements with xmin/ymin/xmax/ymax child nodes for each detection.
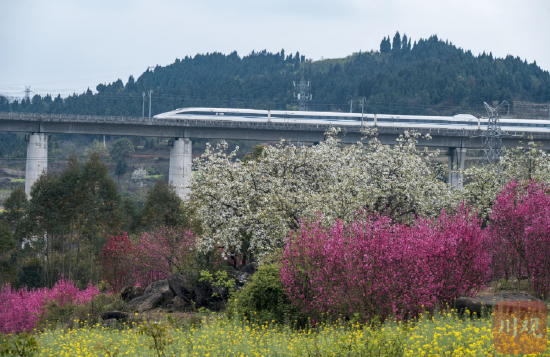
<box><xmin>2</xmin><ymin>32</ymin><xmax>549</xmax><ymax>117</ymax></box>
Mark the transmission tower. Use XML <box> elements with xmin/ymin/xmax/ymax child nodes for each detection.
<box><xmin>481</xmin><ymin>101</ymin><xmax>508</xmax><ymax>166</ymax></box>
<box><xmin>23</xmin><ymin>86</ymin><xmax>32</xmax><ymax>100</ymax></box>
<box><xmin>293</xmin><ymin>78</ymin><xmax>311</xmax><ymax>111</ymax></box>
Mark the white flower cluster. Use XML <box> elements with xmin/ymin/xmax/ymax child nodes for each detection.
<box><xmin>459</xmin><ymin>140</ymin><xmax>550</xmax><ymax>220</ymax></box>
<box><xmin>189</xmin><ymin>128</ymin><xmax>453</xmax><ymax>260</ymax></box>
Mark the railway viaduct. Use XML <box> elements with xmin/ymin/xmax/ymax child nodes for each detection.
<box><xmin>1</xmin><ymin>111</ymin><xmax>549</xmax><ymax>198</ymax></box>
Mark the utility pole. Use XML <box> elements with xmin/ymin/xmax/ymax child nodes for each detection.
<box><xmin>360</xmin><ymin>97</ymin><xmax>366</xmax><ymax>126</ymax></box>
<box><xmin>148</xmin><ymin>90</ymin><xmax>153</xmax><ymax>119</ymax></box>
<box><xmin>293</xmin><ymin>78</ymin><xmax>311</xmax><ymax>111</ymax></box>
<box><xmin>142</xmin><ymin>92</ymin><xmax>146</xmax><ymax>118</ymax></box>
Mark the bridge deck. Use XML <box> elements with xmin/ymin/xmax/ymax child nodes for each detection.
<box><xmin>1</xmin><ymin>112</ymin><xmax>549</xmax><ymax>149</ymax></box>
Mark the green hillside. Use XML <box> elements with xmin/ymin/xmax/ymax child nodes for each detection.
<box><xmin>1</xmin><ymin>32</ymin><xmax>549</xmax><ymax>117</ymax></box>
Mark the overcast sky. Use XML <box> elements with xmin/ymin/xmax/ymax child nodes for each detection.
<box><xmin>1</xmin><ymin>0</ymin><xmax>549</xmax><ymax>98</ymax></box>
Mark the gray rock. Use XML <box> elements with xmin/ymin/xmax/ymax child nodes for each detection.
<box><xmin>103</xmin><ymin>318</ymin><xmax>118</xmax><ymax>328</ymax></box>
<box><xmin>235</xmin><ymin>271</ymin><xmax>251</xmax><ymax>285</ymax></box>
<box><xmin>193</xmin><ymin>285</ymin><xmax>211</xmax><ymax>307</ymax></box>
<box><xmin>167</xmin><ymin>273</ymin><xmax>191</xmax><ymax>299</ymax></box>
<box><xmin>144</xmin><ymin>279</ymin><xmax>169</xmax><ymax>295</ymax></box>
<box><xmin>101</xmin><ymin>311</ymin><xmax>129</xmax><ymax>321</ymax></box>
<box><xmin>120</xmin><ymin>286</ymin><xmax>144</xmax><ymax>302</ymax></box>
<box><xmin>144</xmin><ymin>279</ymin><xmax>174</xmax><ymax>300</ymax></box>
<box><xmin>173</xmin><ymin>295</ymin><xmax>185</xmax><ymax>310</ymax></box>
<box><xmin>241</xmin><ymin>262</ymin><xmax>257</xmax><ymax>275</ymax></box>
<box><xmin>454</xmin><ymin>293</ymin><xmax>543</xmax><ymax>316</ymax></box>
<box><xmin>126</xmin><ymin>293</ymin><xmax>164</xmax><ymax>312</ymax></box>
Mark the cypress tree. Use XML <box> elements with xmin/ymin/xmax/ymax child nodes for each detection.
<box><xmin>392</xmin><ymin>31</ymin><xmax>402</xmax><ymax>53</ymax></box>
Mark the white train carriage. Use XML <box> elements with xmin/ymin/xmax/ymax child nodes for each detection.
<box><xmin>154</xmin><ymin>108</ymin><xmax>550</xmax><ymax>133</ymax></box>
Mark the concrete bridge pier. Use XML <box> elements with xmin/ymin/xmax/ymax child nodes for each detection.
<box><xmin>448</xmin><ymin>147</ymin><xmax>466</xmax><ymax>188</ymax></box>
<box><xmin>169</xmin><ymin>138</ymin><xmax>192</xmax><ymax>199</ymax></box>
<box><xmin>25</xmin><ymin>133</ymin><xmax>48</xmax><ymax>198</ymax></box>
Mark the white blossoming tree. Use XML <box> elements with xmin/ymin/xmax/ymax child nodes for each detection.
<box><xmin>131</xmin><ymin>167</ymin><xmax>147</xmax><ymax>187</ymax></box>
<box><xmin>190</xmin><ymin>128</ymin><xmax>454</xmax><ymax>261</ymax></box>
<box><xmin>459</xmin><ymin>140</ymin><xmax>550</xmax><ymax>220</ymax></box>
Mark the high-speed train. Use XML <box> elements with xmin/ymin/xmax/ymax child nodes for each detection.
<box><xmin>154</xmin><ymin>108</ymin><xmax>550</xmax><ymax>133</ymax></box>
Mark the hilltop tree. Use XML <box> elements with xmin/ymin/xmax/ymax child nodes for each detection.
<box><xmin>380</xmin><ymin>36</ymin><xmax>391</xmax><ymax>53</ymax></box>
<box><xmin>392</xmin><ymin>31</ymin><xmax>401</xmax><ymax>53</ymax></box>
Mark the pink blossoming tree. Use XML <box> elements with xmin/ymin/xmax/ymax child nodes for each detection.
<box><xmin>488</xmin><ymin>179</ymin><xmax>550</xmax><ymax>298</ymax></box>
<box><xmin>281</xmin><ymin>207</ymin><xmax>489</xmax><ymax>322</ymax></box>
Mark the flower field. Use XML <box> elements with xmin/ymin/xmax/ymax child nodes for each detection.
<box><xmin>17</xmin><ymin>311</ymin><xmax>548</xmax><ymax>356</ymax></box>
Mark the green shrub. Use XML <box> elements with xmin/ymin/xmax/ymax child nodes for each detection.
<box><xmin>230</xmin><ymin>264</ymin><xmax>301</xmax><ymax>325</ymax></box>
<box><xmin>37</xmin><ymin>292</ymin><xmax>125</xmax><ymax>329</ymax></box>
<box><xmin>0</xmin><ymin>332</ymin><xmax>38</xmax><ymax>357</ymax></box>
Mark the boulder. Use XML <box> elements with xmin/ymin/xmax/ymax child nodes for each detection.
<box><xmin>101</xmin><ymin>311</ymin><xmax>129</xmax><ymax>321</ymax></box>
<box><xmin>193</xmin><ymin>285</ymin><xmax>212</xmax><ymax>307</ymax></box>
<box><xmin>120</xmin><ymin>286</ymin><xmax>144</xmax><ymax>302</ymax></box>
<box><xmin>144</xmin><ymin>279</ymin><xmax>174</xmax><ymax>300</ymax></box>
<box><xmin>167</xmin><ymin>273</ymin><xmax>191</xmax><ymax>299</ymax></box>
<box><xmin>234</xmin><ymin>271</ymin><xmax>251</xmax><ymax>286</ymax></box>
<box><xmin>103</xmin><ymin>318</ymin><xmax>118</xmax><ymax>328</ymax></box>
<box><xmin>126</xmin><ymin>293</ymin><xmax>165</xmax><ymax>312</ymax></box>
<box><xmin>145</xmin><ymin>279</ymin><xmax>169</xmax><ymax>295</ymax></box>
<box><xmin>173</xmin><ymin>295</ymin><xmax>185</xmax><ymax>310</ymax></box>
<box><xmin>241</xmin><ymin>262</ymin><xmax>257</xmax><ymax>275</ymax></box>
<box><xmin>454</xmin><ymin>293</ymin><xmax>544</xmax><ymax>316</ymax></box>
<box><xmin>125</xmin><ymin>279</ymin><xmax>175</xmax><ymax>312</ymax></box>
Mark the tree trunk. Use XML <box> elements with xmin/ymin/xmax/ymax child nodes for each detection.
<box><xmin>62</xmin><ymin>225</ymin><xmax>65</xmax><ymax>278</ymax></box>
<box><xmin>76</xmin><ymin>241</ymin><xmax>80</xmax><ymax>285</ymax></box>
<box><xmin>45</xmin><ymin>233</ymin><xmax>50</xmax><ymax>288</ymax></box>
<box><xmin>90</xmin><ymin>214</ymin><xmax>94</xmax><ymax>284</ymax></box>
<box><xmin>68</xmin><ymin>220</ymin><xmax>73</xmax><ymax>281</ymax></box>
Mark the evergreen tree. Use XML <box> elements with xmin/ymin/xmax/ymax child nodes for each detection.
<box><xmin>402</xmin><ymin>34</ymin><xmax>409</xmax><ymax>53</ymax></box>
<box><xmin>380</xmin><ymin>36</ymin><xmax>391</xmax><ymax>53</ymax></box>
<box><xmin>115</xmin><ymin>159</ymin><xmax>128</xmax><ymax>186</ymax></box>
<box><xmin>0</xmin><ymin>219</ymin><xmax>15</xmax><ymax>285</ymax></box>
<box><xmin>110</xmin><ymin>138</ymin><xmax>135</xmax><ymax>162</ymax></box>
<box><xmin>2</xmin><ymin>188</ymin><xmax>28</xmax><ymax>276</ymax></box>
<box><xmin>392</xmin><ymin>31</ymin><xmax>402</xmax><ymax>53</ymax></box>
<box><xmin>139</xmin><ymin>179</ymin><xmax>185</xmax><ymax>229</ymax></box>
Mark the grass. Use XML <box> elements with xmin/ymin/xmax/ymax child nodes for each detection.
<box><xmin>26</xmin><ymin>310</ymin><xmax>550</xmax><ymax>356</ymax></box>
<box><xmin>10</xmin><ymin>178</ymin><xmax>25</xmax><ymax>183</ymax></box>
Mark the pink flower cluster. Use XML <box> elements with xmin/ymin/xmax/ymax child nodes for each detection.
<box><xmin>100</xmin><ymin>228</ymin><xmax>197</xmax><ymax>292</ymax></box>
<box><xmin>488</xmin><ymin>179</ymin><xmax>550</xmax><ymax>298</ymax></box>
<box><xmin>0</xmin><ymin>279</ymin><xmax>100</xmax><ymax>334</ymax></box>
<box><xmin>280</xmin><ymin>206</ymin><xmax>490</xmax><ymax>322</ymax></box>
